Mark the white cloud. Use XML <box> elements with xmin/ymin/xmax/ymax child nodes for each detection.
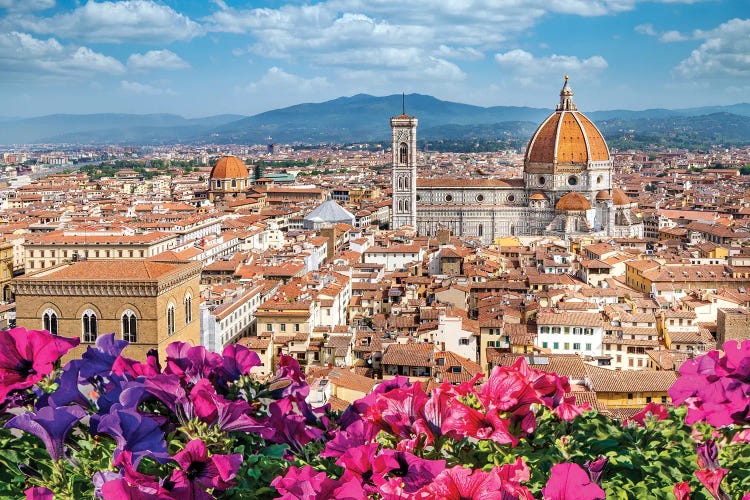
<box><xmin>0</xmin><ymin>31</ymin><xmax>125</xmax><ymax>78</ymax></box>
<box><xmin>635</xmin><ymin>23</ymin><xmax>656</xmax><ymax>36</ymax></box>
<box><xmin>121</xmin><ymin>80</ymin><xmax>175</xmax><ymax>95</ymax></box>
<box><xmin>16</xmin><ymin>0</ymin><xmax>202</xmax><ymax>43</ymax></box>
<box><xmin>494</xmin><ymin>49</ymin><xmax>608</xmax><ymax>76</ymax></box>
<box><xmin>436</xmin><ymin>45</ymin><xmax>484</xmax><ymax>61</ymax></box>
<box><xmin>244</xmin><ymin>67</ymin><xmax>331</xmax><ymax>94</ymax></box>
<box><xmin>660</xmin><ymin>30</ymin><xmax>690</xmax><ymax>42</ymax></box>
<box><xmin>127</xmin><ymin>50</ymin><xmax>189</xmax><ymax>70</ymax></box>
<box><xmin>675</xmin><ymin>18</ymin><xmax>750</xmax><ymax>78</ymax></box>
<box><xmin>0</xmin><ymin>0</ymin><xmax>54</xmax><ymax>11</ymax></box>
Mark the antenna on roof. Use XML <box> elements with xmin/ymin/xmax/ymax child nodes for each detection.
<box><xmin>402</xmin><ymin>92</ymin><xmax>405</xmax><ymax>115</ymax></box>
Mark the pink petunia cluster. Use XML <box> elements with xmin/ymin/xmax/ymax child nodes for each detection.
<box><xmin>668</xmin><ymin>340</ymin><xmax>750</xmax><ymax>427</ymax></box>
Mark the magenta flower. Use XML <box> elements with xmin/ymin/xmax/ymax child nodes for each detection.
<box><xmin>372</xmin><ymin>449</ymin><xmax>445</xmax><ymax>496</ymax></box>
<box><xmin>542</xmin><ymin>463</ymin><xmax>605</xmax><ymax>500</ymax></box>
<box><xmin>553</xmin><ymin>396</ymin><xmax>590</xmax><ymax>421</ymax></box>
<box><xmin>584</xmin><ymin>456</ymin><xmax>608</xmax><ymax>484</ymax></box>
<box><xmin>480</xmin><ymin>363</ymin><xmax>540</xmax><ymax>414</ymax></box>
<box><xmin>629</xmin><ymin>402</ymin><xmax>669</xmax><ymax>427</ymax></box>
<box><xmin>364</xmin><ymin>382</ymin><xmax>434</xmax><ymax>449</ymax></box>
<box><xmin>264</xmin><ymin>398</ymin><xmax>324</xmax><ymax>452</ymax></box>
<box><xmin>443</xmin><ymin>403</ymin><xmax>518</xmax><ymax>446</ymax></box>
<box><xmin>219</xmin><ymin>343</ymin><xmax>261</xmax><ymax>382</ymax></box>
<box><xmin>272</xmin><ymin>465</ymin><xmax>364</xmax><ymax>500</ymax></box>
<box><xmin>102</xmin><ymin>479</ymin><xmax>178</xmax><ymax>500</ymax></box>
<box><xmin>6</xmin><ymin>405</ymin><xmax>86</xmax><ymax>461</ymax></box>
<box><xmin>336</xmin><ymin>442</ymin><xmax>381</xmax><ymax>494</ymax></box>
<box><xmin>695</xmin><ymin>468</ymin><xmax>729</xmax><ymax>500</ymax></box>
<box><xmin>419</xmin><ymin>465</ymin><xmax>505</xmax><ymax>500</ymax></box>
<box><xmin>697</xmin><ymin>440</ymin><xmax>720</xmax><ymax>470</ymax></box>
<box><xmin>112</xmin><ymin>349</ymin><xmax>161</xmax><ymax>378</ymax></box>
<box><xmin>673</xmin><ymin>482</ymin><xmax>691</xmax><ymax>500</ymax></box>
<box><xmin>25</xmin><ymin>486</ymin><xmax>54</xmax><ymax>500</ymax></box>
<box><xmin>321</xmin><ymin>419</ymin><xmax>377</xmax><ymax>458</ymax></box>
<box><xmin>170</xmin><ymin>439</ymin><xmax>242</xmax><ymax>500</ymax></box>
<box><xmin>164</xmin><ymin>342</ymin><xmax>223</xmax><ymax>385</ymax></box>
<box><xmin>0</xmin><ymin>327</ymin><xmax>78</xmax><ymax>401</ymax></box>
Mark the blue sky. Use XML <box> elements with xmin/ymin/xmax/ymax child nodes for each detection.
<box><xmin>0</xmin><ymin>0</ymin><xmax>747</xmax><ymax>117</ymax></box>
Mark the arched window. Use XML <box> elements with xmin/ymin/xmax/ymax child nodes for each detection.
<box><xmin>82</xmin><ymin>309</ymin><xmax>97</xmax><ymax>343</ymax></box>
<box><xmin>478</xmin><ymin>224</ymin><xmax>483</xmax><ymax>237</ymax></box>
<box><xmin>397</xmin><ymin>176</ymin><xmax>403</xmax><ymax>190</ymax></box>
<box><xmin>122</xmin><ymin>310</ymin><xmax>137</xmax><ymax>343</ymax></box>
<box><xmin>399</xmin><ymin>143</ymin><xmax>408</xmax><ymax>164</ymax></box>
<box><xmin>42</xmin><ymin>308</ymin><xmax>58</xmax><ymax>335</ymax></box>
<box><xmin>184</xmin><ymin>294</ymin><xmax>192</xmax><ymax>324</ymax></box>
<box><xmin>215</xmin><ymin>180</ymin><xmax>220</xmax><ymax>188</ymax></box>
<box><xmin>167</xmin><ymin>303</ymin><xmax>175</xmax><ymax>336</ymax></box>
<box><xmin>231</xmin><ymin>179</ymin><xmax>237</xmax><ymax>188</ymax></box>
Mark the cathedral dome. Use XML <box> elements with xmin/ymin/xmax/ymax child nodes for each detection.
<box><xmin>524</xmin><ymin>76</ymin><xmax>610</xmax><ymax>168</ymax></box>
<box><xmin>210</xmin><ymin>156</ymin><xmax>249</xmax><ymax>180</ymax></box>
<box><xmin>529</xmin><ymin>192</ymin><xmax>548</xmax><ymax>201</ymax></box>
<box><xmin>612</xmin><ymin>188</ymin><xmax>630</xmax><ymax>206</ymax></box>
<box><xmin>595</xmin><ymin>190</ymin><xmax>612</xmax><ymax>201</ymax></box>
<box><xmin>556</xmin><ymin>191</ymin><xmax>591</xmax><ymax>211</ymax></box>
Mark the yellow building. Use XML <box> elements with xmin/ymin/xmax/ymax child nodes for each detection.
<box><xmin>0</xmin><ymin>239</ymin><xmax>14</xmax><ymax>301</ymax></box>
<box><xmin>12</xmin><ymin>259</ymin><xmax>201</xmax><ymax>362</ymax></box>
<box><xmin>585</xmin><ymin>365</ymin><xmax>676</xmax><ymax>409</ymax></box>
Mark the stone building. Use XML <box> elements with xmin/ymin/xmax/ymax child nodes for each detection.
<box><xmin>392</xmin><ymin>77</ymin><xmax>644</xmax><ymax>242</ymax></box>
<box><xmin>208</xmin><ymin>156</ymin><xmax>251</xmax><ymax>202</ymax></box>
<box><xmin>717</xmin><ymin>308</ymin><xmax>750</xmax><ymax>345</ymax></box>
<box><xmin>12</xmin><ymin>259</ymin><xmax>201</xmax><ymax>362</ymax></box>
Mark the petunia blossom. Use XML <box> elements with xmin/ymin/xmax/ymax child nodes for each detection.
<box><xmin>95</xmin><ymin>406</ymin><xmax>169</xmax><ymax>465</ymax></box>
<box><xmin>673</xmin><ymin>482</ymin><xmax>691</xmax><ymax>500</ymax></box>
<box><xmin>695</xmin><ymin>468</ymin><xmax>729</xmax><ymax>500</ymax></box>
<box><xmin>542</xmin><ymin>462</ymin><xmax>605</xmax><ymax>500</ymax></box>
<box><xmin>25</xmin><ymin>486</ymin><xmax>54</xmax><ymax>500</ymax></box>
<box><xmin>0</xmin><ymin>327</ymin><xmax>78</xmax><ymax>401</ymax></box>
<box><xmin>170</xmin><ymin>439</ymin><xmax>242</xmax><ymax>500</ymax></box>
<box><xmin>190</xmin><ymin>378</ymin><xmax>267</xmax><ymax>433</ymax></box>
<box><xmin>419</xmin><ymin>465</ymin><xmax>505</xmax><ymax>500</ymax></box>
<box><xmin>372</xmin><ymin>448</ymin><xmax>445</xmax><ymax>496</ymax></box>
<box><xmin>6</xmin><ymin>404</ymin><xmax>86</xmax><ymax>461</ymax></box>
<box><xmin>629</xmin><ymin>402</ymin><xmax>669</xmax><ymax>426</ymax></box>
<box><xmin>218</xmin><ymin>343</ymin><xmax>261</xmax><ymax>383</ymax></box>
<box><xmin>272</xmin><ymin>465</ymin><xmax>364</xmax><ymax>500</ymax></box>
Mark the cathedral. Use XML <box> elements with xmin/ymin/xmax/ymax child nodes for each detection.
<box><xmin>391</xmin><ymin>77</ymin><xmax>644</xmax><ymax>243</ymax></box>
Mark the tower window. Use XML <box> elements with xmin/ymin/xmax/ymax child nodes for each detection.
<box><xmin>478</xmin><ymin>224</ymin><xmax>483</xmax><ymax>237</ymax></box>
<box><xmin>597</xmin><ymin>175</ymin><xmax>603</xmax><ymax>184</ymax></box>
<box><xmin>399</xmin><ymin>142</ymin><xmax>408</xmax><ymax>164</ymax></box>
<box><xmin>538</xmin><ymin>176</ymin><xmax>546</xmax><ymax>185</ymax></box>
<box><xmin>122</xmin><ymin>310</ymin><xmax>137</xmax><ymax>343</ymax></box>
<box><xmin>231</xmin><ymin>179</ymin><xmax>237</xmax><ymax>188</ymax></box>
<box><xmin>185</xmin><ymin>294</ymin><xmax>192</xmax><ymax>324</ymax></box>
<box><xmin>82</xmin><ymin>310</ymin><xmax>97</xmax><ymax>343</ymax></box>
<box><xmin>42</xmin><ymin>308</ymin><xmax>58</xmax><ymax>335</ymax></box>
<box><xmin>568</xmin><ymin>176</ymin><xmax>578</xmax><ymax>186</ymax></box>
<box><xmin>167</xmin><ymin>303</ymin><xmax>175</xmax><ymax>335</ymax></box>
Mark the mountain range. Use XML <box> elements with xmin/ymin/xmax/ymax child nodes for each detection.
<box><xmin>1</xmin><ymin>93</ymin><xmax>750</xmax><ymax>149</ymax></box>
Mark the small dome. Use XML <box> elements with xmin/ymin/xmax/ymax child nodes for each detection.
<box><xmin>210</xmin><ymin>156</ymin><xmax>249</xmax><ymax>180</ymax></box>
<box><xmin>612</xmin><ymin>188</ymin><xmax>630</xmax><ymax>206</ymax></box>
<box><xmin>529</xmin><ymin>191</ymin><xmax>548</xmax><ymax>201</ymax></box>
<box><xmin>596</xmin><ymin>190</ymin><xmax>612</xmax><ymax>201</ymax></box>
<box><xmin>555</xmin><ymin>191</ymin><xmax>591</xmax><ymax>211</ymax></box>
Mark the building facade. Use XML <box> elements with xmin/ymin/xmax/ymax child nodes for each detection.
<box><xmin>12</xmin><ymin>259</ymin><xmax>201</xmax><ymax>362</ymax></box>
<box><xmin>391</xmin><ymin>77</ymin><xmax>644</xmax><ymax>242</ymax></box>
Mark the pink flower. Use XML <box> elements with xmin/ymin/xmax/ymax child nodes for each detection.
<box><xmin>480</xmin><ymin>362</ymin><xmax>540</xmax><ymax>414</ymax></box>
<box><xmin>553</xmin><ymin>396</ymin><xmax>589</xmax><ymax>421</ymax></box>
<box><xmin>542</xmin><ymin>463</ymin><xmax>605</xmax><ymax>500</ymax></box>
<box><xmin>335</xmin><ymin>443</ymin><xmax>382</xmax><ymax>494</ymax></box>
<box><xmin>695</xmin><ymin>469</ymin><xmax>728</xmax><ymax>500</ymax></box>
<box><xmin>0</xmin><ymin>327</ymin><xmax>78</xmax><ymax>401</ymax></box>
<box><xmin>271</xmin><ymin>465</ymin><xmax>364</xmax><ymax>500</ymax></box>
<box><xmin>25</xmin><ymin>487</ymin><xmax>54</xmax><ymax>500</ymax></box>
<box><xmin>372</xmin><ymin>449</ymin><xmax>445</xmax><ymax>496</ymax></box>
<box><xmin>364</xmin><ymin>382</ymin><xmax>434</xmax><ymax>448</ymax></box>
<box><xmin>443</xmin><ymin>403</ymin><xmax>518</xmax><ymax>446</ymax></box>
<box><xmin>419</xmin><ymin>465</ymin><xmax>504</xmax><ymax>500</ymax></box>
<box><xmin>673</xmin><ymin>482</ymin><xmax>691</xmax><ymax>500</ymax></box>
<box><xmin>629</xmin><ymin>402</ymin><xmax>669</xmax><ymax>426</ymax></box>
<box><xmin>170</xmin><ymin>439</ymin><xmax>242</xmax><ymax>499</ymax></box>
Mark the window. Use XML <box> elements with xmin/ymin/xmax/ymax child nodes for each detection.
<box><xmin>82</xmin><ymin>310</ymin><xmax>98</xmax><ymax>343</ymax></box>
<box><xmin>42</xmin><ymin>309</ymin><xmax>58</xmax><ymax>335</ymax></box>
<box><xmin>542</xmin><ymin>342</ymin><xmax>548</xmax><ymax>349</ymax></box>
<box><xmin>552</xmin><ymin>327</ymin><xmax>561</xmax><ymax>334</ymax></box>
<box><xmin>399</xmin><ymin>142</ymin><xmax>408</xmax><ymax>164</ymax></box>
<box><xmin>628</xmin><ymin>358</ymin><xmax>634</xmax><ymax>367</ymax></box>
<box><xmin>281</xmin><ymin>323</ymin><xmax>286</xmax><ymax>332</ymax></box>
<box><xmin>627</xmin><ymin>393</ymin><xmax>633</xmax><ymax>401</ymax></box>
<box><xmin>661</xmin><ymin>396</ymin><xmax>667</xmax><ymax>404</ymax></box>
<box><xmin>540</xmin><ymin>326</ymin><xmax>549</xmax><ymax>333</ymax></box>
<box><xmin>573</xmin><ymin>327</ymin><xmax>582</xmax><ymax>335</ymax></box>
<box><xmin>122</xmin><ymin>310</ymin><xmax>137</xmax><ymax>343</ymax></box>
<box><xmin>459</xmin><ymin>338</ymin><xmax>470</xmax><ymax>345</ymax></box>
<box><xmin>586</xmin><ymin>343</ymin><xmax>592</xmax><ymax>351</ymax></box>
<box><xmin>167</xmin><ymin>304</ymin><xmax>175</xmax><ymax>336</ymax></box>
<box><xmin>553</xmin><ymin>342</ymin><xmax>559</xmax><ymax>350</ymax></box>
<box><xmin>266</xmin><ymin>324</ymin><xmax>272</xmax><ymax>332</ymax></box>
<box><xmin>184</xmin><ymin>294</ymin><xmax>192</xmax><ymax>324</ymax></box>
<box><xmin>568</xmin><ymin>176</ymin><xmax>578</xmax><ymax>186</ymax></box>
<box><xmin>573</xmin><ymin>343</ymin><xmax>581</xmax><ymax>350</ymax></box>
<box><xmin>564</xmin><ymin>343</ymin><xmax>570</xmax><ymax>350</ymax></box>
<box><xmin>294</xmin><ymin>323</ymin><xmax>300</xmax><ymax>332</ymax></box>
<box><xmin>563</xmin><ymin>327</ymin><xmax>570</xmax><ymax>334</ymax></box>
<box><xmin>231</xmin><ymin>179</ymin><xmax>237</xmax><ymax>188</ymax></box>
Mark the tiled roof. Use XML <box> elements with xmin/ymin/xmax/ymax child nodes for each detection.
<box><xmin>382</xmin><ymin>342</ymin><xmax>433</xmax><ymax>367</ymax></box>
<box><xmin>23</xmin><ymin>259</ymin><xmax>193</xmax><ymax>281</ymax></box>
<box><xmin>536</xmin><ymin>311</ymin><xmax>605</xmax><ymax>328</ymax></box>
<box><xmin>586</xmin><ymin>365</ymin><xmax>677</xmax><ymax>393</ymax></box>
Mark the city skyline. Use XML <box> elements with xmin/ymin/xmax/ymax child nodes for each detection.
<box><xmin>0</xmin><ymin>0</ymin><xmax>748</xmax><ymax>118</ymax></box>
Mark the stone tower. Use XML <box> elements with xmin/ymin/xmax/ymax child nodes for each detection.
<box><xmin>391</xmin><ymin>104</ymin><xmax>418</xmax><ymax>230</ymax></box>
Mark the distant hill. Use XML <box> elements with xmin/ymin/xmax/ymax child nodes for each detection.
<box><xmin>1</xmin><ymin>94</ymin><xmax>750</xmax><ymax>149</ymax></box>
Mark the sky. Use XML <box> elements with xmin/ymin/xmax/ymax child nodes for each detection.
<box><xmin>0</xmin><ymin>0</ymin><xmax>748</xmax><ymax>118</ymax></box>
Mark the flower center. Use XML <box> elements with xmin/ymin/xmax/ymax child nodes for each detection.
<box><xmin>16</xmin><ymin>358</ymin><xmax>36</xmax><ymax>377</ymax></box>
<box><xmin>186</xmin><ymin>461</ymin><xmax>207</xmax><ymax>480</ymax></box>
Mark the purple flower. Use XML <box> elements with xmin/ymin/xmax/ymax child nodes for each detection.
<box><xmin>101</xmin><ymin>479</ymin><xmax>178</xmax><ymax>500</ymax></box>
<box><xmin>6</xmin><ymin>405</ymin><xmax>86</xmax><ymax>461</ymax></box>
<box><xmin>80</xmin><ymin>333</ymin><xmax>129</xmax><ymax>379</ymax></box>
<box><xmin>169</xmin><ymin>439</ymin><xmax>242</xmax><ymax>500</ymax></box>
<box><xmin>143</xmin><ymin>374</ymin><xmax>189</xmax><ymax>414</ymax></box>
<box><xmin>25</xmin><ymin>487</ymin><xmax>54</xmax><ymax>500</ymax></box>
<box><xmin>218</xmin><ymin>343</ymin><xmax>261</xmax><ymax>383</ymax></box>
<box><xmin>112</xmin><ymin>349</ymin><xmax>161</xmax><ymax>378</ymax></box>
<box><xmin>373</xmin><ymin>449</ymin><xmax>446</xmax><ymax>496</ymax></box>
<box><xmin>93</xmin><ymin>470</ymin><xmax>122</xmax><ymax>499</ymax></box>
<box><xmin>95</xmin><ymin>407</ymin><xmax>169</xmax><ymax>465</ymax></box>
<box><xmin>0</xmin><ymin>327</ymin><xmax>79</xmax><ymax>401</ymax></box>
<box><xmin>321</xmin><ymin>419</ymin><xmax>377</xmax><ymax>458</ymax></box>
<box><xmin>190</xmin><ymin>378</ymin><xmax>267</xmax><ymax>433</ymax></box>
<box><xmin>584</xmin><ymin>456</ymin><xmax>608</xmax><ymax>484</ymax></box>
<box><xmin>164</xmin><ymin>342</ymin><xmax>222</xmax><ymax>385</ymax></box>
<box><xmin>697</xmin><ymin>440</ymin><xmax>720</xmax><ymax>470</ymax></box>
<box><xmin>265</xmin><ymin>398</ymin><xmax>324</xmax><ymax>452</ymax></box>
<box><xmin>542</xmin><ymin>463</ymin><xmax>605</xmax><ymax>500</ymax></box>
<box><xmin>39</xmin><ymin>359</ymin><xmax>89</xmax><ymax>409</ymax></box>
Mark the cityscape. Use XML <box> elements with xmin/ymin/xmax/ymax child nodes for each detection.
<box><xmin>0</xmin><ymin>1</ymin><xmax>749</xmax><ymax>499</ymax></box>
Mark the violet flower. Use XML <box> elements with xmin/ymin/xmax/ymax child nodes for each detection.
<box><xmin>218</xmin><ymin>343</ymin><xmax>261</xmax><ymax>383</ymax></box>
<box><xmin>584</xmin><ymin>456</ymin><xmax>608</xmax><ymax>484</ymax></box>
<box><xmin>80</xmin><ymin>333</ymin><xmax>129</xmax><ymax>379</ymax></box>
<box><xmin>6</xmin><ymin>405</ymin><xmax>87</xmax><ymax>461</ymax></box>
<box><xmin>164</xmin><ymin>342</ymin><xmax>222</xmax><ymax>385</ymax></box>
<box><xmin>190</xmin><ymin>378</ymin><xmax>268</xmax><ymax>433</ymax></box>
<box><xmin>24</xmin><ymin>487</ymin><xmax>54</xmax><ymax>500</ymax></box>
<box><xmin>169</xmin><ymin>439</ymin><xmax>242</xmax><ymax>499</ymax></box>
<box><xmin>271</xmin><ymin>465</ymin><xmax>364</xmax><ymax>500</ymax></box>
<box><xmin>0</xmin><ymin>327</ymin><xmax>79</xmax><ymax>401</ymax></box>
<box><xmin>372</xmin><ymin>449</ymin><xmax>446</xmax><ymax>496</ymax></box>
<box><xmin>697</xmin><ymin>440</ymin><xmax>720</xmax><ymax>470</ymax></box>
<box><xmin>112</xmin><ymin>349</ymin><xmax>161</xmax><ymax>378</ymax></box>
<box><xmin>95</xmin><ymin>406</ymin><xmax>169</xmax><ymax>465</ymax></box>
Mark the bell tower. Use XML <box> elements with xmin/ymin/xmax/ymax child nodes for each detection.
<box><xmin>391</xmin><ymin>97</ymin><xmax>418</xmax><ymax>230</ymax></box>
